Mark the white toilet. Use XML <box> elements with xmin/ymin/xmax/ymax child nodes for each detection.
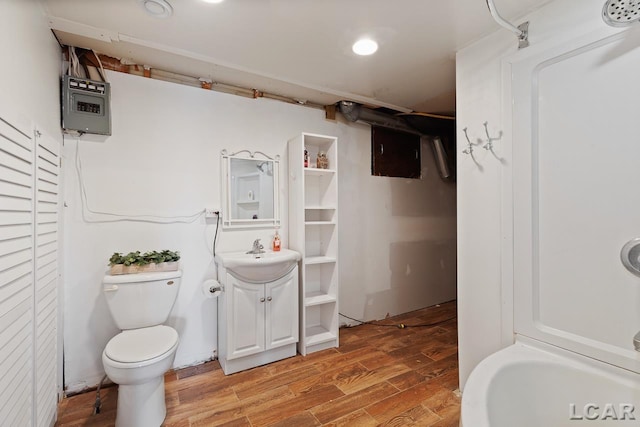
<box><xmin>102</xmin><ymin>270</ymin><xmax>182</xmax><ymax>427</ymax></box>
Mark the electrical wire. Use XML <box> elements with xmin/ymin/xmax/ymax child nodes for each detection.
<box><xmin>212</xmin><ymin>212</ymin><xmax>220</xmax><ymax>256</ymax></box>
<box><xmin>91</xmin><ymin>49</ymin><xmax>107</xmax><ymax>82</ymax></box>
<box><xmin>339</xmin><ymin>312</ymin><xmax>456</xmax><ymax>329</ymax></box>
<box><xmin>69</xmin><ymin>46</ymin><xmax>80</xmax><ymax>78</ymax></box>
<box><xmin>92</xmin><ymin>374</ymin><xmax>108</xmax><ymax>415</ymax></box>
<box><xmin>74</xmin><ymin>139</ymin><xmax>205</xmax><ymax>224</ymax></box>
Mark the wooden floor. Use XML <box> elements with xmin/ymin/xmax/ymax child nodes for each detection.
<box><xmin>57</xmin><ymin>301</ymin><xmax>460</xmax><ymax>427</ymax></box>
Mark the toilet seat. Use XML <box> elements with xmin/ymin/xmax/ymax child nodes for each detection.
<box><xmin>105</xmin><ymin>325</ymin><xmax>178</xmax><ymax>365</ymax></box>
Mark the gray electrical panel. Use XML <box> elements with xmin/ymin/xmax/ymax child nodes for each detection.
<box><xmin>62</xmin><ymin>75</ymin><xmax>111</xmax><ymax>135</ymax></box>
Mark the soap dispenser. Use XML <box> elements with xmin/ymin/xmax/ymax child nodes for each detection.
<box><xmin>272</xmin><ymin>227</ymin><xmax>281</xmax><ymax>252</ymax></box>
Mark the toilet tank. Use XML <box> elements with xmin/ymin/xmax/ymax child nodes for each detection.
<box><xmin>103</xmin><ymin>270</ymin><xmax>182</xmax><ymax>330</ymax></box>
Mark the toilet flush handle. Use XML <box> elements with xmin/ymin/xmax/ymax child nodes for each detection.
<box><xmin>104</xmin><ymin>285</ymin><xmax>119</xmax><ymax>292</ymax></box>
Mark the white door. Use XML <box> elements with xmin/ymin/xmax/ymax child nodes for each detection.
<box><xmin>0</xmin><ymin>116</ymin><xmax>35</xmax><ymax>426</ymax></box>
<box><xmin>265</xmin><ymin>270</ymin><xmax>298</xmax><ymax>350</ymax></box>
<box><xmin>34</xmin><ymin>129</ymin><xmax>60</xmax><ymax>426</ymax></box>
<box><xmin>0</xmin><ymin>117</ymin><xmax>60</xmax><ymax>426</ymax></box>
<box><xmin>226</xmin><ymin>275</ymin><xmax>265</xmax><ymax>360</ymax></box>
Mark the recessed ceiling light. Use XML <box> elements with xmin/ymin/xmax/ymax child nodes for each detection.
<box><xmin>352</xmin><ymin>38</ymin><xmax>378</xmax><ymax>56</ymax></box>
<box><xmin>139</xmin><ymin>0</ymin><xmax>173</xmax><ymax>18</ymax></box>
<box><xmin>203</xmin><ymin>0</ymin><xmax>225</xmax><ymax>3</ymax></box>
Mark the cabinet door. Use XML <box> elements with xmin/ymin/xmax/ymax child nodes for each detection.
<box><xmin>226</xmin><ymin>275</ymin><xmax>265</xmax><ymax>360</ymax></box>
<box><xmin>265</xmin><ymin>270</ymin><xmax>299</xmax><ymax>350</ymax></box>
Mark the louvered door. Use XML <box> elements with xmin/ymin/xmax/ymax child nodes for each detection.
<box><xmin>0</xmin><ymin>115</ymin><xmax>59</xmax><ymax>426</ymax></box>
<box><xmin>0</xmin><ymin>117</ymin><xmax>35</xmax><ymax>426</ymax></box>
<box><xmin>34</xmin><ymin>130</ymin><xmax>59</xmax><ymax>427</ymax></box>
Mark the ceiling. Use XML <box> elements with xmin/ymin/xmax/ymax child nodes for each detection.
<box><xmin>42</xmin><ymin>0</ymin><xmax>550</xmax><ymax>113</ymax></box>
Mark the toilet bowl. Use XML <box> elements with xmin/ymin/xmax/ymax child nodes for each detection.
<box><xmin>103</xmin><ymin>325</ymin><xmax>179</xmax><ymax>427</ymax></box>
<box><xmin>101</xmin><ymin>270</ymin><xmax>182</xmax><ymax>427</ymax></box>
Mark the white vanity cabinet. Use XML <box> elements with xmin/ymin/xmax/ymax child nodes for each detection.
<box><xmin>217</xmin><ymin>263</ymin><xmax>299</xmax><ymax>375</ymax></box>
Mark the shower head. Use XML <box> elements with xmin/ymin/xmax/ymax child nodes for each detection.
<box><xmin>603</xmin><ymin>0</ymin><xmax>640</xmax><ymax>27</ymax></box>
<box><xmin>256</xmin><ymin>161</ymin><xmax>272</xmax><ymax>176</ymax></box>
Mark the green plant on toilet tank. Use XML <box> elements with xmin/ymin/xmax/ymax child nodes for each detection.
<box><xmin>108</xmin><ymin>250</ymin><xmax>180</xmax><ymax>275</ymax></box>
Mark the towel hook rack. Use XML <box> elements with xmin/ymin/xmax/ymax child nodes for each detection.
<box><xmin>462</xmin><ymin>127</ymin><xmax>474</xmax><ymax>156</ymax></box>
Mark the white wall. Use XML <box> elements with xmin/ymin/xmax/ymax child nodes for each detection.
<box><xmin>62</xmin><ymin>71</ymin><xmax>457</xmax><ymax>391</ymax></box>
<box><xmin>456</xmin><ymin>29</ymin><xmax>511</xmax><ymax>391</ymax></box>
<box><xmin>0</xmin><ymin>0</ymin><xmax>61</xmax><ymax>136</ymax></box>
<box><xmin>340</xmin><ymin>135</ymin><xmax>457</xmax><ymax>321</ymax></box>
<box><xmin>456</xmin><ymin>0</ymin><xmax>628</xmax><ymax>389</ymax></box>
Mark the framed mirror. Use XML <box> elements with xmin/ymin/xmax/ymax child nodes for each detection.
<box><xmin>221</xmin><ymin>149</ymin><xmax>280</xmax><ymax>229</ymax></box>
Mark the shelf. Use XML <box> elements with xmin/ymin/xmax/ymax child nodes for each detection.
<box><xmin>305</xmin><ymin>291</ymin><xmax>337</xmax><ymax>307</ymax></box>
<box><xmin>305</xmin><ymin>221</ymin><xmax>335</xmax><ymax>226</ymax></box>
<box><xmin>304</xmin><ymin>168</ymin><xmax>336</xmax><ymax>176</ymax></box>
<box><xmin>304</xmin><ymin>172</ymin><xmax>336</xmax><ymax>208</ymax></box>
<box><xmin>289</xmin><ymin>133</ymin><xmax>339</xmax><ymax>356</ymax></box>
<box><xmin>305</xmin><ymin>256</ymin><xmax>336</xmax><ymax>265</ymax></box>
<box><xmin>305</xmin><ymin>325</ymin><xmax>337</xmax><ymax>347</ymax></box>
<box><xmin>305</xmin><ymin>208</ymin><xmax>336</xmax><ymax>223</ymax></box>
<box><xmin>305</xmin><ymin>206</ymin><xmax>336</xmax><ymax>210</ymax></box>
<box><xmin>305</xmin><ymin>223</ymin><xmax>337</xmax><ymax>259</ymax></box>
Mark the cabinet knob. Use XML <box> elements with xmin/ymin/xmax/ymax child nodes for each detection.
<box><xmin>267</xmin><ymin>296</ymin><xmax>272</xmax><ymax>301</ymax></box>
<box><xmin>260</xmin><ymin>297</ymin><xmax>266</xmax><ymax>302</ymax></box>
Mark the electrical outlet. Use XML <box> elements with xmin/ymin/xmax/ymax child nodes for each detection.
<box><xmin>205</xmin><ymin>208</ymin><xmax>219</xmax><ymax>219</ymax></box>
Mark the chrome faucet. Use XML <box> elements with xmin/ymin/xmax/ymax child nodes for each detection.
<box><xmin>634</xmin><ymin>331</ymin><xmax>640</xmax><ymax>351</ymax></box>
<box><xmin>247</xmin><ymin>239</ymin><xmax>265</xmax><ymax>255</ymax></box>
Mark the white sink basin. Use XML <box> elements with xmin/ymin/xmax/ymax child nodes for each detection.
<box><xmin>215</xmin><ymin>249</ymin><xmax>301</xmax><ymax>283</ymax></box>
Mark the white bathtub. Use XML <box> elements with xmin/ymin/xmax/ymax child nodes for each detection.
<box><xmin>462</xmin><ymin>338</ymin><xmax>640</xmax><ymax>427</ymax></box>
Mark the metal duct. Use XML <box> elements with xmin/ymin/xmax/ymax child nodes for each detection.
<box><xmin>338</xmin><ymin>101</ymin><xmax>454</xmax><ymax>181</ymax></box>
<box><xmin>338</xmin><ymin>101</ymin><xmax>420</xmax><ymax>135</ymax></box>
<box><xmin>431</xmin><ymin>137</ymin><xmax>451</xmax><ymax>180</ymax></box>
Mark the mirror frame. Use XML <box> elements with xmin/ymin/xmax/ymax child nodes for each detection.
<box><xmin>221</xmin><ymin>149</ymin><xmax>281</xmax><ymax>229</ymax></box>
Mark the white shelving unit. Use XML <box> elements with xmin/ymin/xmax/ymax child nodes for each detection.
<box><xmin>288</xmin><ymin>133</ymin><xmax>339</xmax><ymax>355</ymax></box>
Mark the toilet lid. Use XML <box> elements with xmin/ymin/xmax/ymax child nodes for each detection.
<box><xmin>105</xmin><ymin>325</ymin><xmax>178</xmax><ymax>363</ymax></box>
